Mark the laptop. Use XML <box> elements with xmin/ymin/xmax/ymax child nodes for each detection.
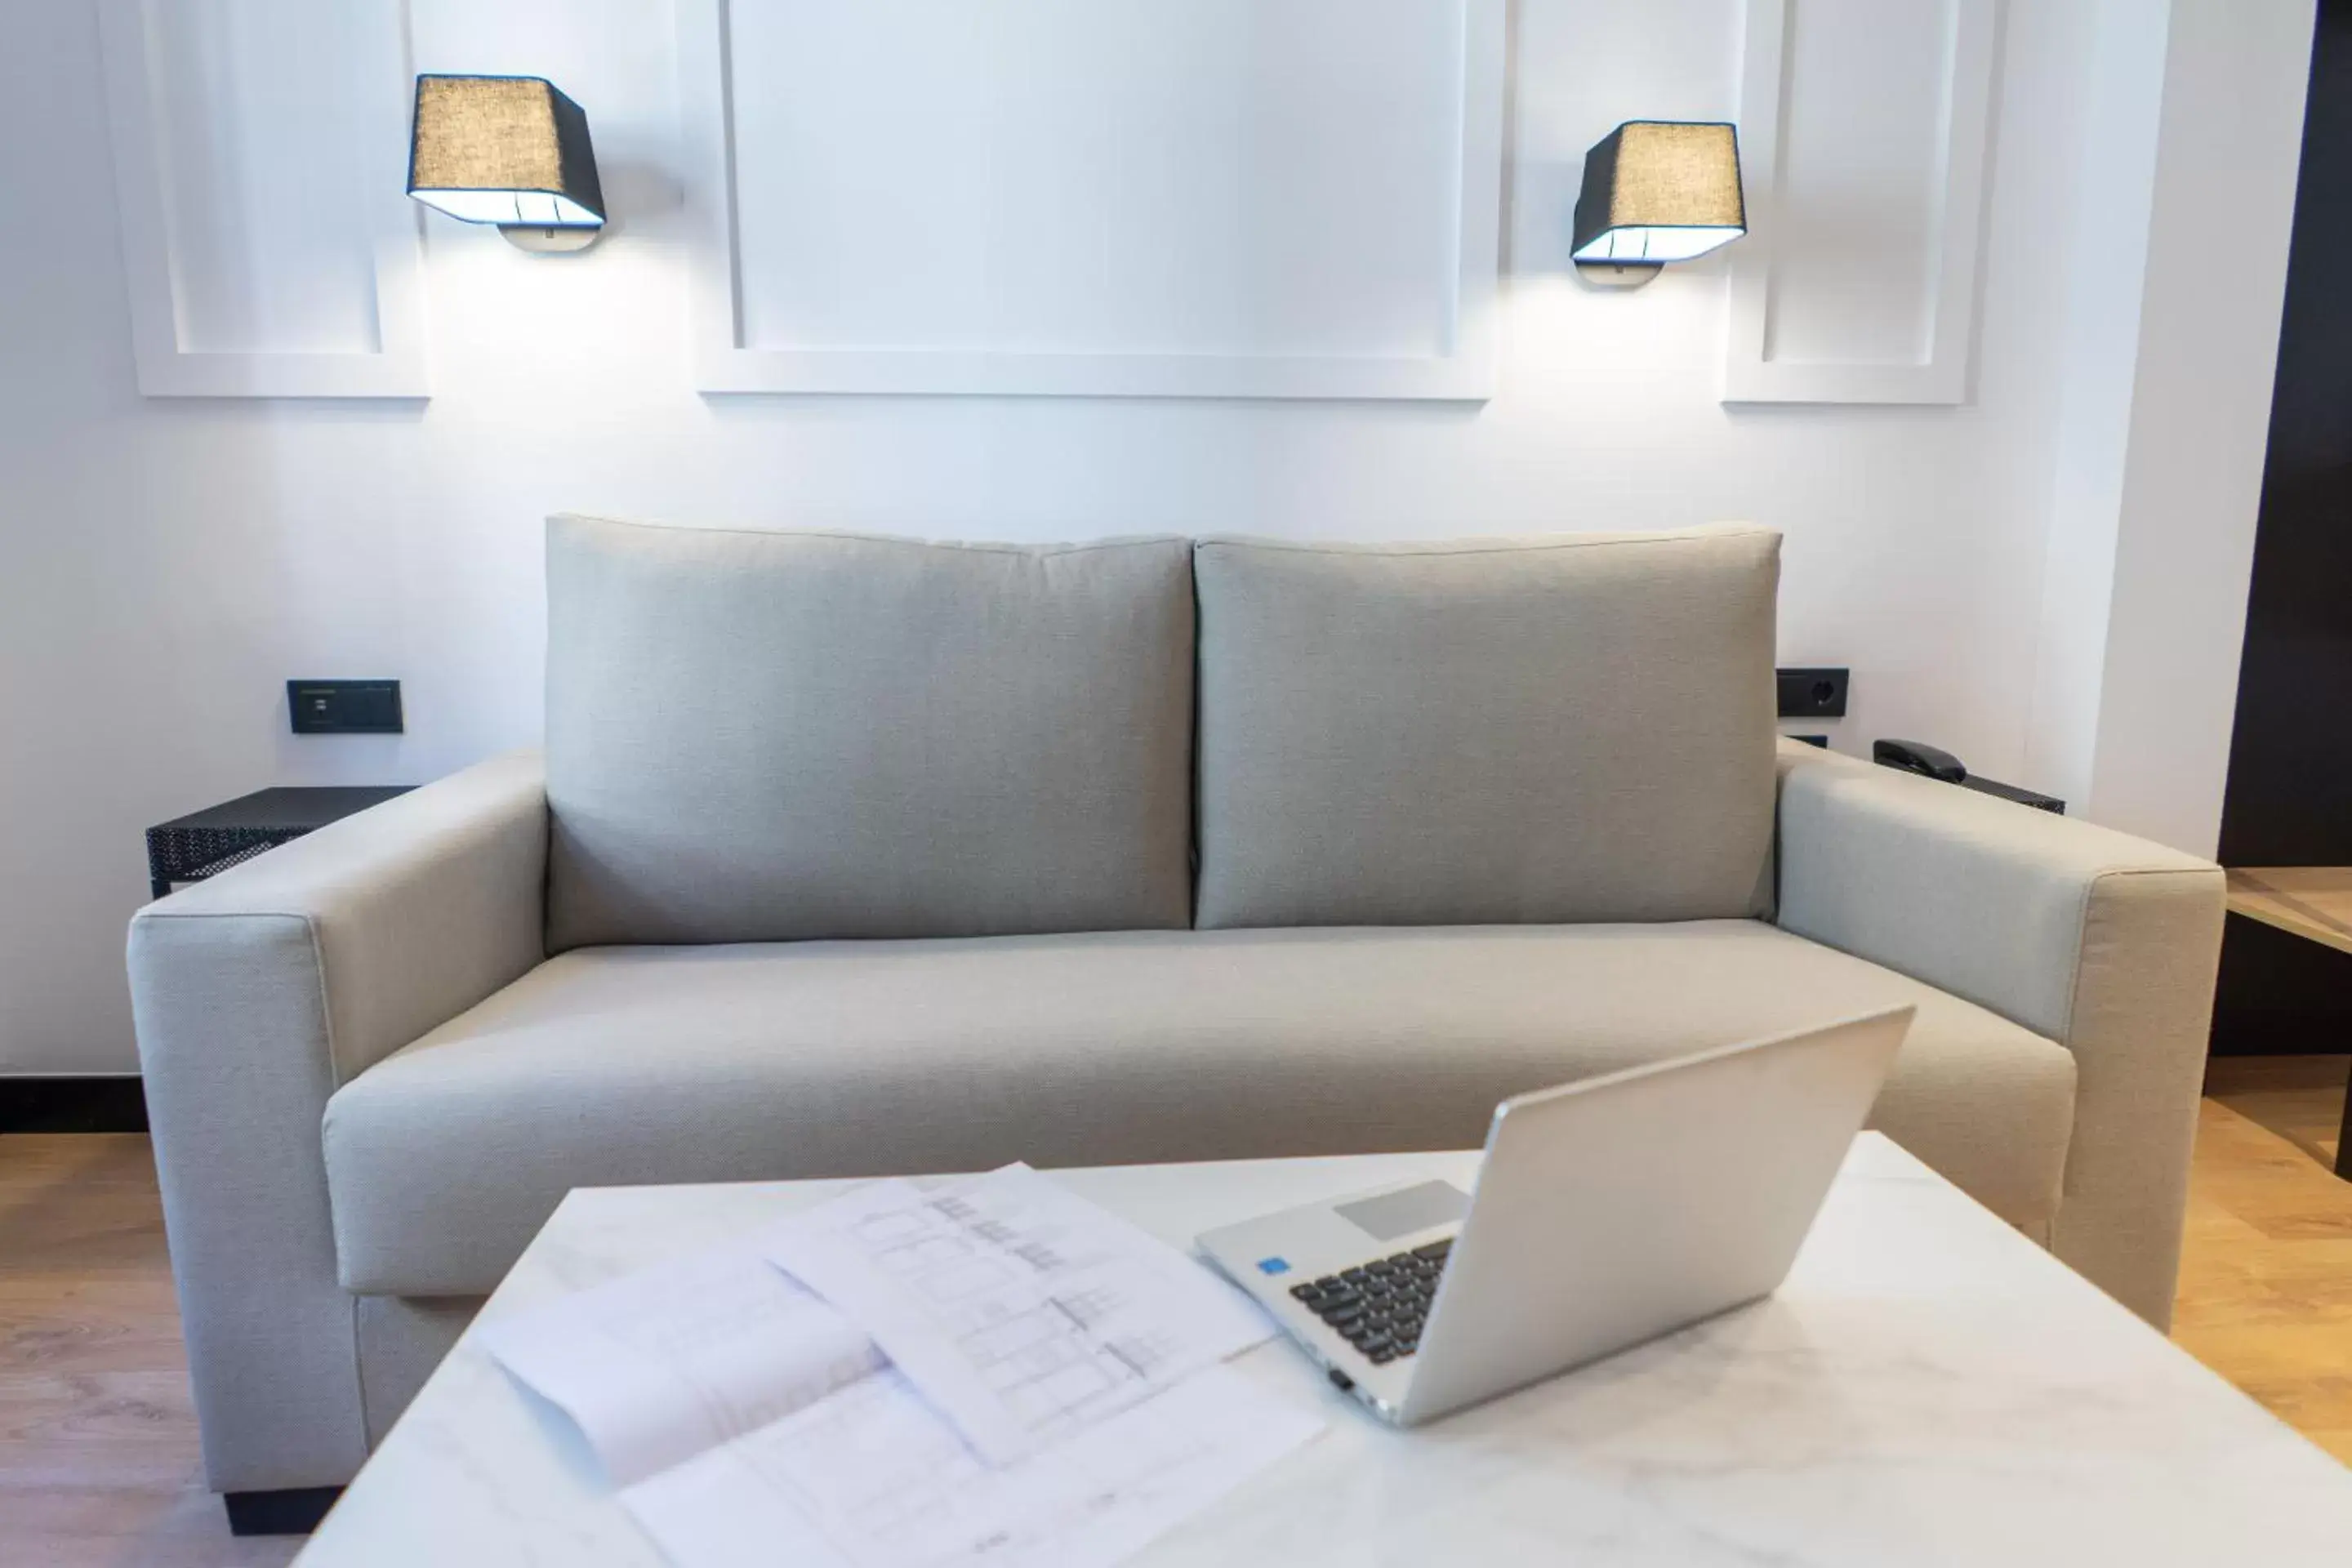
<box><xmin>1196</xmin><ymin>1006</ymin><xmax>1914</xmax><ymax>1427</ymax></box>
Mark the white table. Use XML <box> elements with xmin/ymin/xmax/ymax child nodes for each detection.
<box><xmin>296</xmin><ymin>1136</ymin><xmax>2352</xmax><ymax>1566</ymax></box>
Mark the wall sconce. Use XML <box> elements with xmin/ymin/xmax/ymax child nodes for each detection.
<box><xmin>1572</xmin><ymin>121</ymin><xmax>1745</xmax><ymax>288</ymax></box>
<box><xmin>406</xmin><ymin>75</ymin><xmax>606</xmax><ymax>254</ymax></box>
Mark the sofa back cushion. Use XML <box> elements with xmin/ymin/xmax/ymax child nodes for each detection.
<box><xmin>545</xmin><ymin>515</ymin><xmax>1196</xmax><ymax>948</ymax></box>
<box><xmin>1192</xmin><ymin>526</ymin><xmax>1780</xmax><ymax>929</ymax></box>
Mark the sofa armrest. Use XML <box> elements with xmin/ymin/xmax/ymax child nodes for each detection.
<box><xmin>1773</xmin><ymin>738</ymin><xmax>2224</xmax><ymax>1328</ymax></box>
<box><xmin>127</xmin><ymin>751</ymin><xmax>546</xmax><ymax>1490</ymax></box>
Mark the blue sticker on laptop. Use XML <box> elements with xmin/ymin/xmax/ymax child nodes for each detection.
<box><xmin>1255</xmin><ymin>1256</ymin><xmax>1291</xmax><ymax>1276</ymax></box>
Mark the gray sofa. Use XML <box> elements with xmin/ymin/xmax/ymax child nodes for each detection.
<box><xmin>128</xmin><ymin>516</ymin><xmax>2226</xmax><ymax>1502</ymax></box>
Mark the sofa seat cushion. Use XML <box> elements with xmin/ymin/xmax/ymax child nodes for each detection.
<box><xmin>322</xmin><ymin>922</ymin><xmax>2075</xmax><ymax>1297</ymax></box>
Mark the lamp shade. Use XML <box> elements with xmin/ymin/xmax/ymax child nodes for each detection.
<box><xmin>1571</xmin><ymin>122</ymin><xmax>1744</xmax><ymax>265</ymax></box>
<box><xmin>407</xmin><ymin>74</ymin><xmax>604</xmax><ymax>229</ymax></box>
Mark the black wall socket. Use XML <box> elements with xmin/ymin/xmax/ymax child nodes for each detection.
<box><xmin>1776</xmin><ymin>666</ymin><xmax>1850</xmax><ymax>719</ymax></box>
<box><xmin>289</xmin><ymin>680</ymin><xmax>403</xmax><ymax>735</ymax></box>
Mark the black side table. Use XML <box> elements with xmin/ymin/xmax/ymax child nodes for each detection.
<box><xmin>146</xmin><ymin>786</ymin><xmax>415</xmax><ymax>899</ymax></box>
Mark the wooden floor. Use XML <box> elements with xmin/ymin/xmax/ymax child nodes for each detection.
<box><xmin>0</xmin><ymin>1135</ymin><xmax>297</xmax><ymax>1568</ymax></box>
<box><xmin>2175</xmin><ymin>1054</ymin><xmax>2352</xmax><ymax>1465</ymax></box>
<box><xmin>1</xmin><ymin>1066</ymin><xmax>2346</xmax><ymax>1566</ymax></box>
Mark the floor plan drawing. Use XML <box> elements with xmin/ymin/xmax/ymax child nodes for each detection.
<box><xmin>763</xmin><ymin>1166</ymin><xmax>1275</xmax><ymax>1463</ymax></box>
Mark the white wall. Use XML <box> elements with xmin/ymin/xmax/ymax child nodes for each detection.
<box><xmin>2025</xmin><ymin>0</ymin><xmax>2313</xmax><ymax>855</ymax></box>
<box><xmin>0</xmin><ymin>0</ymin><xmax>2303</xmax><ymax>1072</ymax></box>
<box><xmin>2064</xmin><ymin>0</ymin><xmax>2312</xmax><ymax>854</ymax></box>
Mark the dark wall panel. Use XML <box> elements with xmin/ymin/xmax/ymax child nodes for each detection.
<box><xmin>2215</xmin><ymin>0</ymin><xmax>2352</xmax><ymax>1053</ymax></box>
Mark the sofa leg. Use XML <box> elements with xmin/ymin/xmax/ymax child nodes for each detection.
<box><xmin>224</xmin><ymin>1486</ymin><xmax>342</xmax><ymax>1536</ymax></box>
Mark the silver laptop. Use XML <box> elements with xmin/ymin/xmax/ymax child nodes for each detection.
<box><xmin>1197</xmin><ymin>1007</ymin><xmax>1914</xmax><ymax>1427</ymax></box>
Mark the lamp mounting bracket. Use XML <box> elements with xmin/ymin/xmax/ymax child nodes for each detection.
<box><xmin>500</xmin><ymin>224</ymin><xmax>601</xmax><ymax>255</ymax></box>
<box><xmin>1573</xmin><ymin>261</ymin><xmax>1665</xmax><ymax>289</ymax></box>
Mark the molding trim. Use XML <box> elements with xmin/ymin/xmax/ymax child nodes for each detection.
<box><xmin>678</xmin><ymin>0</ymin><xmax>1505</xmax><ymax>400</ymax></box>
<box><xmin>1722</xmin><ymin>0</ymin><xmax>1998</xmax><ymax>405</ymax></box>
<box><xmin>0</xmin><ymin>1076</ymin><xmax>149</xmax><ymax>1134</ymax></box>
<box><xmin>225</xmin><ymin>1486</ymin><xmax>343</xmax><ymax>1537</ymax></box>
<box><xmin>97</xmin><ymin>0</ymin><xmax>430</xmax><ymax>399</ymax></box>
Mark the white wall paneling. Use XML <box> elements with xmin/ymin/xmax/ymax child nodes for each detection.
<box><xmin>98</xmin><ymin>0</ymin><xmax>429</xmax><ymax>398</ymax></box>
<box><xmin>0</xmin><ymin>0</ymin><xmax>2309</xmax><ymax>1072</ymax></box>
<box><xmin>1723</xmin><ymin>0</ymin><xmax>1998</xmax><ymax>404</ymax></box>
<box><xmin>679</xmin><ymin>0</ymin><xmax>1507</xmax><ymax>399</ymax></box>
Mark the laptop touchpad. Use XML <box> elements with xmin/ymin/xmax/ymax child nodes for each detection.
<box><xmin>1333</xmin><ymin>1181</ymin><xmax>1470</xmax><ymax>1242</ymax></box>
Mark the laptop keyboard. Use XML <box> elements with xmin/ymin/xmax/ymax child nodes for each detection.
<box><xmin>1286</xmin><ymin>1237</ymin><xmax>1451</xmax><ymax>1365</ymax></box>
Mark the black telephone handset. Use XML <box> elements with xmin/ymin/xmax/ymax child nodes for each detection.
<box><xmin>1873</xmin><ymin>738</ymin><xmax>1967</xmax><ymax>785</ymax></box>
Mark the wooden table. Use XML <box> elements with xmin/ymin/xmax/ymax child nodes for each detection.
<box><xmin>2224</xmin><ymin>867</ymin><xmax>2352</xmax><ymax>1177</ymax></box>
<box><xmin>293</xmin><ymin>1138</ymin><xmax>2352</xmax><ymax>1566</ymax></box>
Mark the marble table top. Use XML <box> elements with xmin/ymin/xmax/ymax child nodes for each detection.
<box><xmin>296</xmin><ymin>1134</ymin><xmax>2352</xmax><ymax>1566</ymax></box>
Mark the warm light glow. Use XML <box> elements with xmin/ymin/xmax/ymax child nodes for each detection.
<box><xmin>409</xmin><ymin>189</ymin><xmax>604</xmax><ymax>228</ymax></box>
<box><xmin>1571</xmin><ymin>225</ymin><xmax>1742</xmax><ymax>265</ymax></box>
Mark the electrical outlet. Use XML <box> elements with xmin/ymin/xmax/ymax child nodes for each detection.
<box><xmin>1776</xmin><ymin>667</ymin><xmax>1849</xmax><ymax>719</ymax></box>
<box><xmin>289</xmin><ymin>680</ymin><xmax>403</xmax><ymax>735</ymax></box>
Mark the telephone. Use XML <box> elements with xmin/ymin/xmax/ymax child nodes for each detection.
<box><xmin>1873</xmin><ymin>738</ymin><xmax>1967</xmax><ymax>784</ymax></box>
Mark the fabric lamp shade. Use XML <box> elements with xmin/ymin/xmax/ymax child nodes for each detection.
<box><xmin>407</xmin><ymin>75</ymin><xmax>604</xmax><ymax>229</ymax></box>
<box><xmin>1571</xmin><ymin>122</ymin><xmax>1744</xmax><ymax>265</ymax></box>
